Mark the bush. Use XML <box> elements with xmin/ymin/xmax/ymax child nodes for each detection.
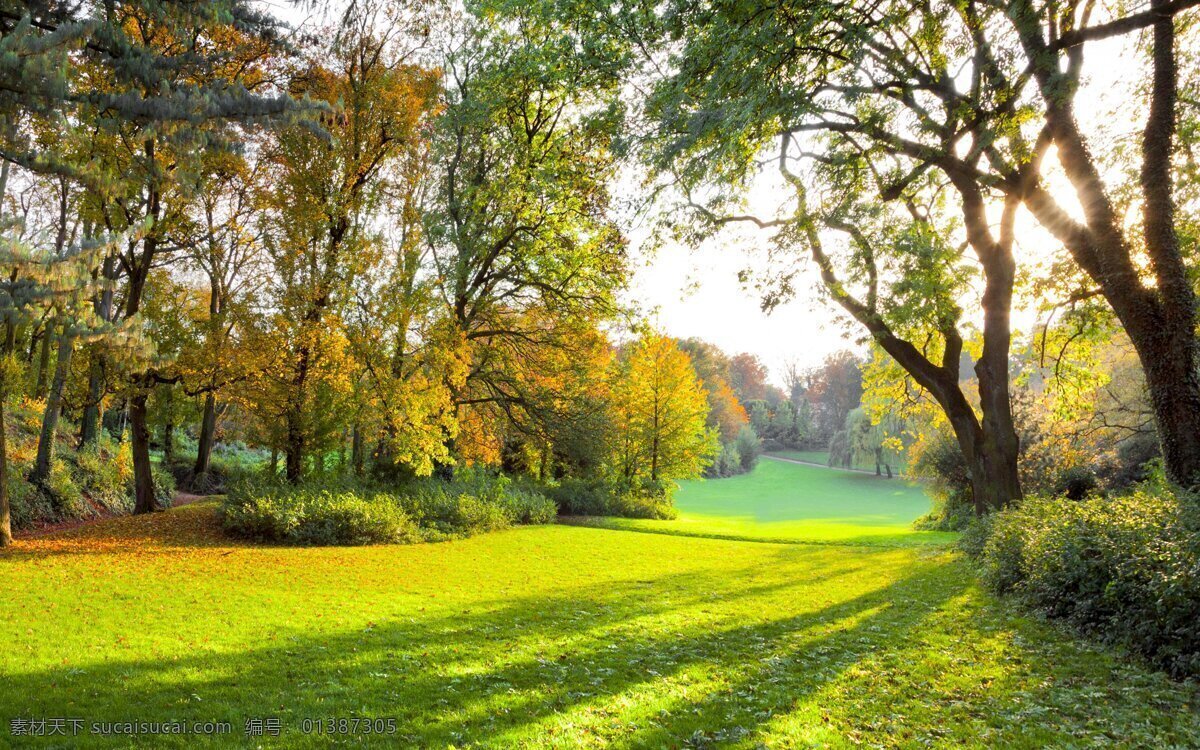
<box><xmin>7</xmin><ymin>474</ymin><xmax>48</xmax><ymax>529</ymax></box>
<box><xmin>222</xmin><ymin>474</ymin><xmax>555</xmax><ymax>546</ymax></box>
<box><xmin>705</xmin><ymin>443</ymin><xmax>742</xmax><ymax>478</ymax></box>
<box><xmin>734</xmin><ymin>426</ymin><xmax>761</xmax><ymax>472</ymax></box>
<box><xmin>44</xmin><ymin>459</ymin><xmax>86</xmax><ymax>518</ymax></box>
<box><xmin>976</xmin><ymin>488</ymin><xmax>1200</xmax><ymax>678</ymax></box>
<box><xmin>74</xmin><ymin>441</ymin><xmax>134</xmax><ymax>512</ymax></box>
<box><xmin>910</xmin><ymin>431</ymin><xmax>975</xmax><ymax>531</ymax></box>
<box><xmin>545</xmin><ymin>477</ymin><xmax>677</xmax><ymax>520</ymax></box>
<box><xmin>152</xmin><ymin>464</ymin><xmax>176</xmax><ymax>508</ymax></box>
<box><xmin>222</xmin><ymin>487</ymin><xmax>421</xmax><ymax>545</ymax></box>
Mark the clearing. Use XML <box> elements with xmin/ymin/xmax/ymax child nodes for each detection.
<box><xmin>2</xmin><ymin>466</ymin><xmax>1198</xmax><ymax>747</ymax></box>
<box><xmin>572</xmin><ymin>457</ymin><xmax>951</xmax><ymax>546</ymax></box>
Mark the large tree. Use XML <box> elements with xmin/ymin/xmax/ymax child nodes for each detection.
<box><xmin>425</xmin><ymin>9</ymin><xmax>629</xmax><ymax>461</ymax></box>
<box><xmin>612</xmin><ymin>0</ymin><xmax>1200</xmax><ymax>489</ymax></box>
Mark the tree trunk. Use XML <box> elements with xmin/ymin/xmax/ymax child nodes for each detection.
<box><xmin>351</xmin><ymin>423</ymin><xmax>364</xmax><ymax>475</ymax></box>
<box><xmin>1134</xmin><ymin>325</ymin><xmax>1200</xmax><ymax>488</ymax></box>
<box><xmin>29</xmin><ymin>321</ymin><xmax>72</xmax><ymax>486</ymax></box>
<box><xmin>162</xmin><ymin>419</ymin><xmax>175</xmax><ymax>466</ymax></box>
<box><xmin>0</xmin><ymin>395</ymin><xmax>11</xmax><ymax>547</ymax></box>
<box><xmin>130</xmin><ymin>390</ymin><xmax>157</xmax><ymax>514</ymax></box>
<box><xmin>285</xmin><ymin>411</ymin><xmax>304</xmax><ymax>484</ymax></box>
<box><xmin>80</xmin><ymin>353</ymin><xmax>104</xmax><ymax>446</ymax></box>
<box><xmin>193</xmin><ymin>392</ymin><xmax>217</xmax><ymax>477</ymax></box>
<box><xmin>33</xmin><ymin>323</ymin><xmax>51</xmax><ymax>399</ymax></box>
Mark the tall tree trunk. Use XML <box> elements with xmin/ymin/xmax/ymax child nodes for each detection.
<box><xmin>33</xmin><ymin>322</ymin><xmax>51</xmax><ymax>399</ymax></box>
<box><xmin>193</xmin><ymin>392</ymin><xmax>217</xmax><ymax>477</ymax></box>
<box><xmin>1013</xmin><ymin>0</ymin><xmax>1200</xmax><ymax>488</ymax></box>
<box><xmin>80</xmin><ymin>354</ymin><xmax>104</xmax><ymax>446</ymax></box>
<box><xmin>130</xmin><ymin>390</ymin><xmax>157</xmax><ymax>514</ymax></box>
<box><xmin>0</xmin><ymin>394</ymin><xmax>11</xmax><ymax>547</ymax></box>
<box><xmin>162</xmin><ymin>419</ymin><xmax>175</xmax><ymax>466</ymax></box>
<box><xmin>29</xmin><ymin>320</ymin><xmax>72</xmax><ymax>486</ymax></box>
<box><xmin>351</xmin><ymin>423</ymin><xmax>364</xmax><ymax>475</ymax></box>
<box><xmin>285</xmin><ymin>412</ymin><xmax>304</xmax><ymax>483</ymax></box>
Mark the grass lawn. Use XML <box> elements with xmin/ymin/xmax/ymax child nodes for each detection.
<box><xmin>574</xmin><ymin>458</ymin><xmax>951</xmax><ymax>546</ymax></box>
<box><xmin>2</xmin><ymin>499</ymin><xmax>1198</xmax><ymax>747</ymax></box>
<box><xmin>770</xmin><ymin>449</ymin><xmax>909</xmax><ymax>475</ymax></box>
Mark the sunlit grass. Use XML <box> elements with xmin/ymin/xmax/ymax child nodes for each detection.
<box><xmin>573</xmin><ymin>458</ymin><xmax>952</xmax><ymax>546</ymax></box>
<box><xmin>2</xmin><ymin>500</ymin><xmax>1197</xmax><ymax>747</ymax></box>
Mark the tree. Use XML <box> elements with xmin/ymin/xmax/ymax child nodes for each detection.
<box><xmin>618</xmin><ymin>0</ymin><xmax>1200</xmax><ymax>489</ymax></box>
<box><xmin>728</xmin><ymin>353</ymin><xmax>769</xmax><ymax>404</ymax></box>
<box><xmin>610</xmin><ymin>332</ymin><xmax>715</xmax><ymax>483</ymax></box>
<box><xmin>427</xmin><ymin>8</ymin><xmax>629</xmax><ymax>459</ymax></box>
<box><xmin>260</xmin><ymin>21</ymin><xmax>440</xmax><ymax>482</ymax></box>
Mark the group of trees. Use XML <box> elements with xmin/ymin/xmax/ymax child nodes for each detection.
<box><xmin>584</xmin><ymin>0</ymin><xmax>1200</xmax><ymax>513</ymax></box>
<box><xmin>0</xmin><ymin>0</ymin><xmax>706</xmax><ymax>546</ymax></box>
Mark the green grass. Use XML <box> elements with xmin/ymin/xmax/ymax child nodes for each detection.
<box><xmin>574</xmin><ymin>458</ymin><xmax>951</xmax><ymax>546</ymax></box>
<box><xmin>772</xmin><ymin>449</ymin><xmax>831</xmax><ymax>465</ymax></box>
<box><xmin>2</xmin><ymin>497</ymin><xmax>1197</xmax><ymax>747</ymax></box>
<box><xmin>770</xmin><ymin>449</ymin><xmax>909</xmax><ymax>475</ymax></box>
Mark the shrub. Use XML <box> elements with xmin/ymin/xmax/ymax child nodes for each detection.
<box><xmin>705</xmin><ymin>443</ymin><xmax>742</xmax><ymax>478</ymax></box>
<box><xmin>7</xmin><ymin>474</ymin><xmax>48</xmax><ymax>529</ymax></box>
<box><xmin>976</xmin><ymin>488</ymin><xmax>1200</xmax><ymax>678</ymax></box>
<box><xmin>545</xmin><ymin>477</ymin><xmax>677</xmax><ymax>520</ymax></box>
<box><xmin>44</xmin><ymin>459</ymin><xmax>86</xmax><ymax>518</ymax></box>
<box><xmin>222</xmin><ymin>486</ymin><xmax>421</xmax><ymax>545</ymax></box>
<box><xmin>734</xmin><ymin>426</ymin><xmax>762</xmax><ymax>472</ymax></box>
<box><xmin>222</xmin><ymin>474</ymin><xmax>555</xmax><ymax>546</ymax></box>
<box><xmin>74</xmin><ymin>443</ymin><xmax>133</xmax><ymax>512</ymax></box>
<box><xmin>152</xmin><ymin>464</ymin><xmax>176</xmax><ymax>508</ymax></box>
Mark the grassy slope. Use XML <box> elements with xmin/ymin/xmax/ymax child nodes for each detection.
<box><xmin>2</xmin><ymin>502</ymin><xmax>1198</xmax><ymax>748</ymax></box>
<box><xmin>770</xmin><ymin>449</ymin><xmax>909</xmax><ymax>475</ymax></box>
<box><xmin>574</xmin><ymin>458</ymin><xmax>952</xmax><ymax>546</ymax></box>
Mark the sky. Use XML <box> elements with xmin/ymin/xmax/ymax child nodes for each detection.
<box><xmin>623</xmin><ymin>236</ymin><xmax>856</xmax><ymax>387</ymax></box>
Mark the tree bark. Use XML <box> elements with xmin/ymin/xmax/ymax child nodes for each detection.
<box><xmin>0</xmin><ymin>395</ymin><xmax>11</xmax><ymax>547</ymax></box>
<box><xmin>1012</xmin><ymin>0</ymin><xmax>1200</xmax><ymax>488</ymax></box>
<box><xmin>193</xmin><ymin>392</ymin><xmax>217</xmax><ymax>477</ymax></box>
<box><xmin>29</xmin><ymin>319</ymin><xmax>72</xmax><ymax>487</ymax></box>
<box><xmin>130</xmin><ymin>390</ymin><xmax>157</xmax><ymax>514</ymax></box>
<box><xmin>351</xmin><ymin>423</ymin><xmax>364</xmax><ymax>475</ymax></box>
<box><xmin>33</xmin><ymin>323</ymin><xmax>51</xmax><ymax>399</ymax></box>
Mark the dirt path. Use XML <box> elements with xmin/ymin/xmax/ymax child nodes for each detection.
<box><xmin>14</xmin><ymin>491</ymin><xmax>215</xmax><ymax>539</ymax></box>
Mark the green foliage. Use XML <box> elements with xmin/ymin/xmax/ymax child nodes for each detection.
<box><xmin>73</xmin><ymin>440</ymin><xmax>134</xmax><ymax>512</ymax></box>
<box><xmin>223</xmin><ymin>489</ymin><xmax>422</xmax><ymax>546</ymax></box>
<box><xmin>222</xmin><ymin>474</ymin><xmax>556</xmax><ymax>546</ymax></box>
<box><xmin>976</xmin><ymin>489</ymin><xmax>1200</xmax><ymax>678</ymax></box>
<box><xmin>43</xmin><ymin>460</ymin><xmax>84</xmax><ymax>518</ymax></box>
<box><xmin>5</xmin><ymin>473</ymin><xmax>47</xmax><ymax>530</ymax></box>
<box><xmin>733</xmin><ymin>426</ymin><xmax>761</xmax><ymax>472</ymax></box>
<box><xmin>545</xmin><ymin>477</ymin><xmax>678</xmax><ymax>520</ymax></box>
<box><xmin>910</xmin><ymin>431</ymin><xmax>974</xmax><ymax>530</ymax></box>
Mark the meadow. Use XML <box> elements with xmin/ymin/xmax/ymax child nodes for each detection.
<box><xmin>3</xmin><ymin>462</ymin><xmax>1198</xmax><ymax>747</ymax></box>
<box><xmin>572</xmin><ymin>457</ymin><xmax>949</xmax><ymax>546</ymax></box>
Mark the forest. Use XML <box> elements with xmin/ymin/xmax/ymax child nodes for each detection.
<box><xmin>1</xmin><ymin>0</ymin><xmax>1199</xmax><ymax>746</ymax></box>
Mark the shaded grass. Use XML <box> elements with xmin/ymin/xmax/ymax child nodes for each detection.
<box><xmin>1</xmin><ymin>502</ymin><xmax>1197</xmax><ymax>747</ymax></box>
<box><xmin>592</xmin><ymin>458</ymin><xmax>953</xmax><ymax>546</ymax></box>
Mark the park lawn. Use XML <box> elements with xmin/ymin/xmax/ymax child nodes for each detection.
<box><xmin>2</xmin><ymin>502</ymin><xmax>1199</xmax><ymax>748</ymax></box>
<box><xmin>771</xmin><ymin>449</ymin><xmax>831</xmax><ymax>465</ymax></box>
<box><xmin>770</xmin><ymin>449</ymin><xmax>909</xmax><ymax>475</ymax></box>
<box><xmin>575</xmin><ymin>458</ymin><xmax>952</xmax><ymax>547</ymax></box>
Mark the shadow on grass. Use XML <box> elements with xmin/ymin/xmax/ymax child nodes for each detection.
<box><xmin>5</xmin><ymin>545</ymin><xmax>1196</xmax><ymax>748</ymax></box>
<box><xmin>559</xmin><ymin>515</ymin><xmax>958</xmax><ymax>549</ymax></box>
